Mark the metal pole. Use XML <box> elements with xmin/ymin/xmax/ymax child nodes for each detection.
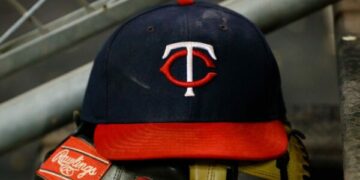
<box><xmin>0</xmin><ymin>0</ymin><xmax>171</xmax><ymax>79</ymax></box>
<box><xmin>221</xmin><ymin>0</ymin><xmax>339</xmax><ymax>33</ymax></box>
<box><xmin>0</xmin><ymin>0</ymin><xmax>46</xmax><ymax>44</ymax></box>
<box><xmin>0</xmin><ymin>63</ymin><xmax>92</xmax><ymax>154</ymax></box>
<box><xmin>334</xmin><ymin>1</ymin><xmax>360</xmax><ymax>179</ymax></box>
<box><xmin>7</xmin><ymin>0</ymin><xmax>44</xmax><ymax>30</ymax></box>
<box><xmin>0</xmin><ymin>0</ymin><xmax>339</xmax><ymax>154</ymax></box>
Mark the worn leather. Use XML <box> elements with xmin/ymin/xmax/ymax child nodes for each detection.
<box><xmin>189</xmin><ymin>164</ymin><xmax>263</xmax><ymax>180</ymax></box>
<box><xmin>36</xmin><ymin>121</ymin><xmax>309</xmax><ymax>180</ymax></box>
<box><xmin>36</xmin><ymin>141</ymin><xmax>308</xmax><ymax>180</ymax></box>
<box><xmin>189</xmin><ymin>164</ymin><xmax>227</xmax><ymax>180</ymax></box>
<box><xmin>102</xmin><ymin>162</ymin><xmax>188</xmax><ymax>180</ymax></box>
<box><xmin>101</xmin><ymin>162</ymin><xmax>263</xmax><ymax>180</ymax></box>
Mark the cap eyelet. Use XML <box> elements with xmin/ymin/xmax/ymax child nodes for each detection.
<box><xmin>147</xmin><ymin>26</ymin><xmax>155</xmax><ymax>32</ymax></box>
<box><xmin>219</xmin><ymin>24</ymin><xmax>228</xmax><ymax>31</ymax></box>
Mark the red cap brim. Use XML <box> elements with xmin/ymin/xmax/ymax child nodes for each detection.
<box><xmin>94</xmin><ymin>120</ymin><xmax>288</xmax><ymax>160</ymax></box>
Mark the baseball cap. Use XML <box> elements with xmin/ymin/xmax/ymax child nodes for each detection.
<box><xmin>81</xmin><ymin>0</ymin><xmax>288</xmax><ymax>161</ymax></box>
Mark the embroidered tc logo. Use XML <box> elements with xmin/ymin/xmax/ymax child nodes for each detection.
<box><xmin>160</xmin><ymin>42</ymin><xmax>217</xmax><ymax>97</ymax></box>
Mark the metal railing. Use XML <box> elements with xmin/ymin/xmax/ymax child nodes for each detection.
<box><xmin>0</xmin><ymin>0</ymin><xmax>170</xmax><ymax>79</ymax></box>
<box><xmin>0</xmin><ymin>0</ymin><xmax>47</xmax><ymax>44</ymax></box>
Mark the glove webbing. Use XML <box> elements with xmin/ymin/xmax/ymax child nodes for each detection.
<box><xmin>189</xmin><ymin>128</ymin><xmax>310</xmax><ymax>180</ymax></box>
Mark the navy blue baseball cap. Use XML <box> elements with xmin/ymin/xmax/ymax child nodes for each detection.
<box><xmin>81</xmin><ymin>0</ymin><xmax>288</xmax><ymax>160</ymax></box>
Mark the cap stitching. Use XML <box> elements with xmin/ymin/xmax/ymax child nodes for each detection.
<box><xmin>195</xmin><ymin>2</ymin><xmax>285</xmax><ymax>119</ymax></box>
<box><xmin>184</xmin><ymin>6</ymin><xmax>194</xmax><ymax>118</ymax></box>
<box><xmin>97</xmin><ymin>2</ymin><xmax>284</xmax><ymax>123</ymax></box>
<box><xmin>104</xmin><ymin>3</ymin><xmax>182</xmax><ymax>121</ymax></box>
<box><xmin>107</xmin><ymin>3</ymin><xmax>180</xmax><ymax>51</ymax></box>
<box><xmin>194</xmin><ymin>3</ymin><xmax>271</xmax><ymax>61</ymax></box>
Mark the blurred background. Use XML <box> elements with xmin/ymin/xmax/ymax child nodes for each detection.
<box><xmin>0</xmin><ymin>0</ymin><xmax>357</xmax><ymax>179</ymax></box>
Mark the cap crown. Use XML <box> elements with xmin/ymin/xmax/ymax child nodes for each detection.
<box><xmin>81</xmin><ymin>2</ymin><xmax>286</xmax><ymax>124</ymax></box>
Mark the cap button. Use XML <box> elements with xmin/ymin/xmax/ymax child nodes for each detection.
<box><xmin>177</xmin><ymin>0</ymin><xmax>194</xmax><ymax>6</ymax></box>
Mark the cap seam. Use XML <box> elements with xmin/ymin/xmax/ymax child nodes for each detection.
<box><xmin>105</xmin><ymin>36</ymin><xmax>112</xmax><ymax>121</ymax></box>
<box><xmin>184</xmin><ymin>6</ymin><xmax>194</xmax><ymax>118</ymax></box>
<box><xmin>194</xmin><ymin>3</ymin><xmax>272</xmax><ymax>60</ymax></box>
<box><xmin>106</xmin><ymin>3</ymin><xmax>181</xmax><ymax>53</ymax></box>
<box><xmin>105</xmin><ymin>3</ymin><xmax>182</xmax><ymax>120</ymax></box>
<box><xmin>195</xmin><ymin>2</ymin><xmax>285</xmax><ymax>119</ymax></box>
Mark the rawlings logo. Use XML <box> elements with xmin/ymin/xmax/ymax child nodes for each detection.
<box><xmin>52</xmin><ymin>149</ymin><xmax>97</xmax><ymax>178</ymax></box>
<box><xmin>161</xmin><ymin>42</ymin><xmax>217</xmax><ymax>97</ymax></box>
<box><xmin>37</xmin><ymin>136</ymin><xmax>110</xmax><ymax>180</ymax></box>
